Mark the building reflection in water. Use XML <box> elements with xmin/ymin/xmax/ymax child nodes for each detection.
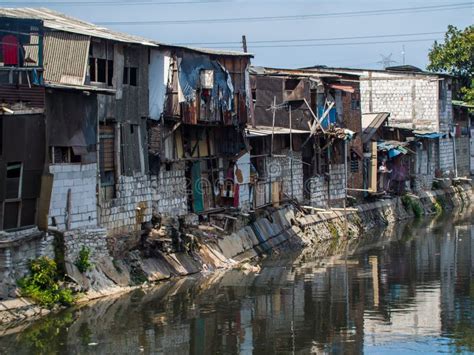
<box><xmin>0</xmin><ymin>211</ymin><xmax>472</xmax><ymax>354</ymax></box>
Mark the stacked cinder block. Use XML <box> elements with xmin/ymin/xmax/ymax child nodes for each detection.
<box><xmin>49</xmin><ymin>164</ymin><xmax>98</xmax><ymax>230</ymax></box>
<box><xmin>100</xmin><ymin>173</ymin><xmax>153</xmax><ymax>235</ymax></box>
<box><xmin>152</xmin><ymin>162</ymin><xmax>188</xmax><ymax>216</ymax></box>
<box><xmin>309</xmin><ymin>175</ymin><xmax>328</xmax><ymax>208</ymax></box>
<box><xmin>455</xmin><ymin>137</ymin><xmax>470</xmax><ymax>176</ymax></box>
<box><xmin>265</xmin><ymin>150</ymin><xmax>304</xmax><ymax>202</ymax></box>
<box><xmin>329</xmin><ymin>164</ymin><xmax>346</xmax><ymax>201</ymax></box>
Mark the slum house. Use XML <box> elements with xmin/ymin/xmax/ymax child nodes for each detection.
<box><xmin>361</xmin><ymin>112</ymin><xmax>439</xmax><ymax>195</ymax></box>
<box><xmin>0</xmin><ymin>8</ymin><xmax>160</xmax><ymax>237</ymax></box>
<box><xmin>147</xmin><ymin>45</ymin><xmax>253</xmax><ymax>217</ymax></box>
<box><xmin>0</xmin><ymin>14</ymin><xmax>46</xmax><ymax>232</ymax></box>
<box><xmin>248</xmin><ymin>67</ymin><xmax>364</xmax><ymax>209</ymax></box>
<box><xmin>306</xmin><ymin>65</ymin><xmax>456</xmax><ymax>190</ymax></box>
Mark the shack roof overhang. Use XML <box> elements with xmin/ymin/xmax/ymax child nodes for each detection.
<box><xmin>158</xmin><ymin>44</ymin><xmax>253</xmax><ymax>58</ymax></box>
<box><xmin>250</xmin><ymin>66</ymin><xmax>343</xmax><ymax>79</ymax></box>
<box><xmin>246</xmin><ymin>125</ymin><xmax>310</xmax><ymax>138</ymax></box>
<box><xmin>45</xmin><ymin>82</ymin><xmax>116</xmax><ymax>94</ymax></box>
<box><xmin>413</xmin><ymin>130</ymin><xmax>446</xmax><ymax>139</ymax></box>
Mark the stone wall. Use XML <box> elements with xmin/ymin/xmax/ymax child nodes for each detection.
<box><xmin>151</xmin><ymin>162</ymin><xmax>188</xmax><ymax>216</ymax></box>
<box><xmin>0</xmin><ymin>228</ymin><xmax>54</xmax><ymax>299</ymax></box>
<box><xmin>63</xmin><ymin>228</ymin><xmax>109</xmax><ymax>263</ymax></box>
<box><xmin>455</xmin><ymin>136</ymin><xmax>470</xmax><ymax>177</ymax></box>
<box><xmin>49</xmin><ymin>164</ymin><xmax>98</xmax><ymax>230</ymax></box>
<box><xmin>100</xmin><ymin>174</ymin><xmax>153</xmax><ymax>236</ymax></box>
<box><xmin>265</xmin><ymin>150</ymin><xmax>304</xmax><ymax>202</ymax></box>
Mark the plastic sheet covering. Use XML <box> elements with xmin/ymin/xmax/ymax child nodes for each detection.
<box><xmin>178</xmin><ymin>52</ymin><xmax>234</xmax><ymax>112</ymax></box>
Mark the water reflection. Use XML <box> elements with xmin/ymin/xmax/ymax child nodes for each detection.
<box><xmin>0</xmin><ymin>211</ymin><xmax>472</xmax><ymax>354</ymax></box>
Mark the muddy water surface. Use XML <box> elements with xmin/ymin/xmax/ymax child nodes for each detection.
<box><xmin>0</xmin><ymin>211</ymin><xmax>473</xmax><ymax>354</ymax></box>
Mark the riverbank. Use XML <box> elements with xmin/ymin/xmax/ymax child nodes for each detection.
<box><xmin>0</xmin><ymin>184</ymin><xmax>472</xmax><ymax>328</ymax></box>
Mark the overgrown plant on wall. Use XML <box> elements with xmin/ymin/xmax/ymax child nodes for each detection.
<box><xmin>75</xmin><ymin>246</ymin><xmax>93</xmax><ymax>273</ymax></box>
<box><xmin>18</xmin><ymin>257</ymin><xmax>75</xmax><ymax>308</ymax></box>
<box><xmin>401</xmin><ymin>195</ymin><xmax>423</xmax><ymax>218</ymax></box>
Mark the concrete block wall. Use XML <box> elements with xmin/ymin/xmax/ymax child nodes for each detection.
<box><xmin>63</xmin><ymin>228</ymin><xmax>109</xmax><ymax>263</ymax></box>
<box><xmin>309</xmin><ymin>175</ymin><xmax>328</xmax><ymax>208</ymax></box>
<box><xmin>360</xmin><ymin>73</ymin><xmax>440</xmax><ymax>132</ymax></box>
<box><xmin>329</xmin><ymin>164</ymin><xmax>346</xmax><ymax>202</ymax></box>
<box><xmin>455</xmin><ymin>136</ymin><xmax>470</xmax><ymax>177</ymax></box>
<box><xmin>100</xmin><ymin>173</ymin><xmax>153</xmax><ymax>236</ymax></box>
<box><xmin>151</xmin><ymin>162</ymin><xmax>188</xmax><ymax>216</ymax></box>
<box><xmin>439</xmin><ymin>137</ymin><xmax>455</xmax><ymax>175</ymax></box>
<box><xmin>265</xmin><ymin>150</ymin><xmax>304</xmax><ymax>202</ymax></box>
<box><xmin>49</xmin><ymin>164</ymin><xmax>98</xmax><ymax>230</ymax></box>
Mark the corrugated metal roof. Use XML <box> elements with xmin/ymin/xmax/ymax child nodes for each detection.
<box><xmin>250</xmin><ymin>66</ymin><xmax>341</xmax><ymax>78</ymax></box>
<box><xmin>161</xmin><ymin>44</ymin><xmax>253</xmax><ymax>57</ymax></box>
<box><xmin>246</xmin><ymin>125</ymin><xmax>310</xmax><ymax>137</ymax></box>
<box><xmin>0</xmin><ymin>8</ymin><xmax>159</xmax><ymax>46</ymax></box>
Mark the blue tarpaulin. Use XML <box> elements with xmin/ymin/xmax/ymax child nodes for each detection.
<box><xmin>178</xmin><ymin>52</ymin><xmax>234</xmax><ymax>111</ymax></box>
<box><xmin>318</xmin><ymin>106</ymin><xmax>337</xmax><ymax>129</ymax></box>
<box><xmin>414</xmin><ymin>132</ymin><xmax>445</xmax><ymax>139</ymax></box>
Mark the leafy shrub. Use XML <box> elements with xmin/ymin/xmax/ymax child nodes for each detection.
<box><xmin>75</xmin><ymin>246</ymin><xmax>92</xmax><ymax>273</ymax></box>
<box><xmin>401</xmin><ymin>195</ymin><xmax>423</xmax><ymax>218</ymax></box>
<box><xmin>18</xmin><ymin>257</ymin><xmax>75</xmax><ymax>308</ymax></box>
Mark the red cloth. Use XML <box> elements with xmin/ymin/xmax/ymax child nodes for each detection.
<box><xmin>2</xmin><ymin>35</ymin><xmax>19</xmax><ymax>65</ymax></box>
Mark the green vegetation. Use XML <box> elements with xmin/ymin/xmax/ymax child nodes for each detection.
<box><xmin>327</xmin><ymin>222</ymin><xmax>339</xmax><ymax>239</ymax></box>
<box><xmin>75</xmin><ymin>246</ymin><xmax>93</xmax><ymax>273</ymax></box>
<box><xmin>428</xmin><ymin>25</ymin><xmax>474</xmax><ymax>104</ymax></box>
<box><xmin>401</xmin><ymin>195</ymin><xmax>423</xmax><ymax>218</ymax></box>
<box><xmin>18</xmin><ymin>257</ymin><xmax>75</xmax><ymax>308</ymax></box>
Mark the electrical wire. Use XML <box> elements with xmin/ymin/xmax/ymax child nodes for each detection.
<box><xmin>94</xmin><ymin>3</ymin><xmax>473</xmax><ymax>26</ymax></box>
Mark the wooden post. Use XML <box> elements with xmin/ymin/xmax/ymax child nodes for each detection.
<box><xmin>370</xmin><ymin>141</ymin><xmax>378</xmax><ymax>192</ymax></box>
<box><xmin>242</xmin><ymin>35</ymin><xmax>248</xmax><ymax>53</ymax></box>
<box><xmin>289</xmin><ymin>105</ymin><xmax>293</xmax><ymax>199</ymax></box>
<box><xmin>271</xmin><ymin>96</ymin><xmax>276</xmax><ymax>157</ymax></box>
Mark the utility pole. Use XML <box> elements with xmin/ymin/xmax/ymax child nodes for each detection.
<box><xmin>242</xmin><ymin>35</ymin><xmax>248</xmax><ymax>53</ymax></box>
<box><xmin>402</xmin><ymin>45</ymin><xmax>406</xmax><ymax>65</ymax></box>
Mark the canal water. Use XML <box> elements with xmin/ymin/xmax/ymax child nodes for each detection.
<box><xmin>0</xmin><ymin>210</ymin><xmax>473</xmax><ymax>354</ymax></box>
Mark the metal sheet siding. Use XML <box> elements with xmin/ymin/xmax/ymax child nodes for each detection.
<box><xmin>0</xmin><ymin>85</ymin><xmax>45</xmax><ymax>108</ymax></box>
<box><xmin>43</xmin><ymin>32</ymin><xmax>90</xmax><ymax>86</ymax></box>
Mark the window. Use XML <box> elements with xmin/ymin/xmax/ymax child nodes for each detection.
<box><xmin>89</xmin><ymin>57</ymin><xmax>114</xmax><ymax>85</ymax></box>
<box><xmin>50</xmin><ymin>147</ymin><xmax>81</xmax><ymax>164</ymax></box>
<box><xmin>6</xmin><ymin>162</ymin><xmax>22</xmax><ymax>199</ymax></box>
<box><xmin>284</xmin><ymin>79</ymin><xmax>300</xmax><ymax>91</ymax></box>
<box><xmin>123</xmin><ymin>67</ymin><xmax>138</xmax><ymax>86</ymax></box>
<box><xmin>351</xmin><ymin>98</ymin><xmax>360</xmax><ymax>110</ymax></box>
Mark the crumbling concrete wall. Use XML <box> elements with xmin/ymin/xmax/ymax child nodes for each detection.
<box><xmin>49</xmin><ymin>164</ymin><xmax>98</xmax><ymax>230</ymax></box>
<box><xmin>100</xmin><ymin>174</ymin><xmax>153</xmax><ymax>236</ymax></box>
<box><xmin>0</xmin><ymin>228</ymin><xmax>54</xmax><ymax>298</ymax></box>
<box><xmin>151</xmin><ymin>162</ymin><xmax>188</xmax><ymax>217</ymax></box>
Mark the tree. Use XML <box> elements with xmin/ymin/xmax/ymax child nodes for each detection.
<box><xmin>427</xmin><ymin>25</ymin><xmax>474</xmax><ymax>104</ymax></box>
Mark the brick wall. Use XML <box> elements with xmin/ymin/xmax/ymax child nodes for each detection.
<box><xmin>309</xmin><ymin>175</ymin><xmax>328</xmax><ymax>208</ymax></box>
<box><xmin>329</xmin><ymin>163</ymin><xmax>346</xmax><ymax>203</ymax></box>
<box><xmin>151</xmin><ymin>162</ymin><xmax>188</xmax><ymax>216</ymax></box>
<box><xmin>100</xmin><ymin>174</ymin><xmax>153</xmax><ymax>236</ymax></box>
<box><xmin>49</xmin><ymin>164</ymin><xmax>98</xmax><ymax>230</ymax></box>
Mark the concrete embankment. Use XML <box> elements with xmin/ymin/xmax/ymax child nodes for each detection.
<box><xmin>0</xmin><ymin>184</ymin><xmax>472</xmax><ymax>328</ymax></box>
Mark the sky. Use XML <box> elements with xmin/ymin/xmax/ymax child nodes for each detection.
<box><xmin>4</xmin><ymin>0</ymin><xmax>473</xmax><ymax>69</ymax></box>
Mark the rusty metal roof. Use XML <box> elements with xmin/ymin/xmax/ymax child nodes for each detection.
<box><xmin>0</xmin><ymin>8</ymin><xmax>159</xmax><ymax>47</ymax></box>
<box><xmin>160</xmin><ymin>44</ymin><xmax>253</xmax><ymax>58</ymax></box>
<box><xmin>250</xmin><ymin>66</ymin><xmax>340</xmax><ymax>78</ymax></box>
